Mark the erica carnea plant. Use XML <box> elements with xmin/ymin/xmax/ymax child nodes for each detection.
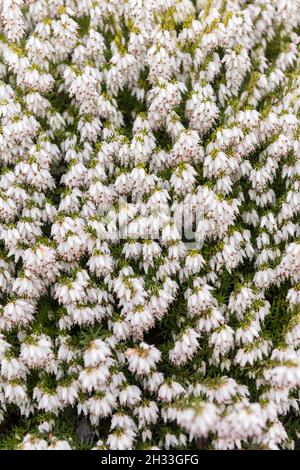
<box><xmin>0</xmin><ymin>0</ymin><xmax>300</xmax><ymax>450</ymax></box>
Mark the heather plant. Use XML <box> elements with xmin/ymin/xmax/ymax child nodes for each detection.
<box><xmin>0</xmin><ymin>0</ymin><xmax>299</xmax><ymax>450</ymax></box>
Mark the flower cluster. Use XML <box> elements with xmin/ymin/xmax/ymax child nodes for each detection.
<box><xmin>0</xmin><ymin>0</ymin><xmax>300</xmax><ymax>450</ymax></box>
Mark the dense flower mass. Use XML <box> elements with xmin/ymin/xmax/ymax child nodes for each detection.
<box><xmin>0</xmin><ymin>0</ymin><xmax>299</xmax><ymax>450</ymax></box>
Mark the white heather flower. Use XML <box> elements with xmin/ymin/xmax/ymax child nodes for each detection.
<box><xmin>0</xmin><ymin>0</ymin><xmax>299</xmax><ymax>451</ymax></box>
<box><xmin>83</xmin><ymin>339</ymin><xmax>111</xmax><ymax>367</ymax></box>
<box><xmin>209</xmin><ymin>325</ymin><xmax>235</xmax><ymax>361</ymax></box>
<box><xmin>216</xmin><ymin>403</ymin><xmax>268</xmax><ymax>444</ymax></box>
<box><xmin>169</xmin><ymin>328</ymin><xmax>200</xmax><ymax>365</ymax></box>
<box><xmin>107</xmin><ymin>430</ymin><xmax>135</xmax><ymax>450</ymax></box>
<box><xmin>125</xmin><ymin>343</ymin><xmax>161</xmax><ymax>376</ymax></box>
<box><xmin>18</xmin><ymin>435</ymin><xmax>48</xmax><ymax>450</ymax></box>
<box><xmin>57</xmin><ymin>381</ymin><xmax>79</xmax><ymax>406</ymax></box>
<box><xmin>20</xmin><ymin>334</ymin><xmax>54</xmax><ymax>369</ymax></box>
<box><xmin>176</xmin><ymin>402</ymin><xmax>219</xmax><ymax>438</ymax></box>
<box><xmin>79</xmin><ymin>365</ymin><xmax>111</xmax><ymax>392</ymax></box>
<box><xmin>48</xmin><ymin>438</ymin><xmax>72</xmax><ymax>450</ymax></box>
<box><xmin>119</xmin><ymin>384</ymin><xmax>142</xmax><ymax>407</ymax></box>
<box><xmin>110</xmin><ymin>413</ymin><xmax>137</xmax><ymax>432</ymax></box>
<box><xmin>158</xmin><ymin>381</ymin><xmax>185</xmax><ymax>403</ymax></box>
<box><xmin>133</xmin><ymin>401</ymin><xmax>159</xmax><ymax>428</ymax></box>
<box><xmin>4</xmin><ymin>381</ymin><xmax>27</xmax><ymax>405</ymax></box>
<box><xmin>86</xmin><ymin>391</ymin><xmax>117</xmax><ymax>419</ymax></box>
<box><xmin>37</xmin><ymin>420</ymin><xmax>55</xmax><ymax>434</ymax></box>
<box><xmin>33</xmin><ymin>387</ymin><xmax>60</xmax><ymax>414</ymax></box>
<box><xmin>1</xmin><ymin>356</ymin><xmax>28</xmax><ymax>380</ymax></box>
<box><xmin>142</xmin><ymin>372</ymin><xmax>165</xmax><ymax>393</ymax></box>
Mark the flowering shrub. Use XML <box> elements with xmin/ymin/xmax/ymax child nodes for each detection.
<box><xmin>0</xmin><ymin>0</ymin><xmax>300</xmax><ymax>450</ymax></box>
